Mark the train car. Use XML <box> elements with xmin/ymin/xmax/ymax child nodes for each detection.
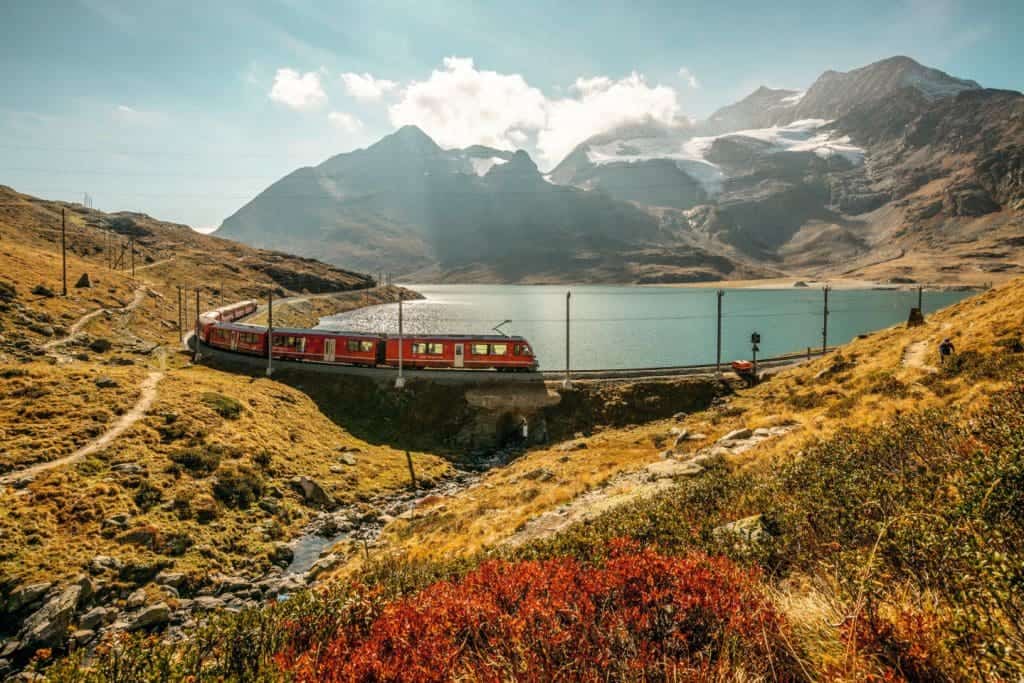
<box><xmin>269</xmin><ymin>328</ymin><xmax>386</xmax><ymax>366</ymax></box>
<box><xmin>206</xmin><ymin>323</ymin><xmax>268</xmax><ymax>355</ymax></box>
<box><xmin>384</xmin><ymin>335</ymin><xmax>537</xmax><ymax>371</ymax></box>
<box><xmin>216</xmin><ymin>300</ymin><xmax>258</xmax><ymax>323</ymax></box>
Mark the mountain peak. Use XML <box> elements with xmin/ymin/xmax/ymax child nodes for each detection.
<box><xmin>369</xmin><ymin>125</ymin><xmax>443</xmax><ymax>155</ymax></box>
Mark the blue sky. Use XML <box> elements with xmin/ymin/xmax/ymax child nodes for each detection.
<box><xmin>1</xmin><ymin>0</ymin><xmax>1021</xmax><ymax>229</ymax></box>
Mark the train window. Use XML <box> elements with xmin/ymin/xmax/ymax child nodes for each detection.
<box><xmin>426</xmin><ymin>343</ymin><xmax>444</xmax><ymax>355</ymax></box>
<box><xmin>273</xmin><ymin>335</ymin><xmax>306</xmax><ymax>351</ymax></box>
<box><xmin>411</xmin><ymin>342</ymin><xmax>426</xmax><ymax>354</ymax></box>
<box><xmin>471</xmin><ymin>343</ymin><xmax>489</xmax><ymax>355</ymax></box>
<box><xmin>346</xmin><ymin>339</ymin><xmax>360</xmax><ymax>352</ymax></box>
<box><xmin>360</xmin><ymin>340</ymin><xmax>375</xmax><ymax>352</ymax></box>
<box><xmin>515</xmin><ymin>344</ymin><xmax>533</xmax><ymax>356</ymax></box>
<box><xmin>213</xmin><ymin>328</ymin><xmax>229</xmax><ymax>341</ymax></box>
<box><xmin>240</xmin><ymin>333</ymin><xmax>260</xmax><ymax>344</ymax></box>
<box><xmin>491</xmin><ymin>343</ymin><xmax>508</xmax><ymax>355</ymax></box>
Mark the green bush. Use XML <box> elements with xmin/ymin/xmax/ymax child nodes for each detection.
<box><xmin>169</xmin><ymin>443</ymin><xmax>237</xmax><ymax>476</ymax></box>
<box><xmin>212</xmin><ymin>464</ymin><xmax>264</xmax><ymax>509</ymax></box>
<box><xmin>201</xmin><ymin>392</ymin><xmax>244</xmax><ymax>420</ymax></box>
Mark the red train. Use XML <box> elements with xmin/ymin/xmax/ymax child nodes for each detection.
<box><xmin>197</xmin><ymin>300</ymin><xmax>259</xmax><ymax>339</ymax></box>
<box><xmin>200</xmin><ymin>317</ymin><xmax>539</xmax><ymax>372</ymax></box>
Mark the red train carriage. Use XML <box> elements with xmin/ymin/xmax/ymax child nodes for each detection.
<box><xmin>269</xmin><ymin>328</ymin><xmax>385</xmax><ymax>366</ymax></box>
<box><xmin>384</xmin><ymin>335</ymin><xmax>537</xmax><ymax>371</ymax></box>
<box><xmin>206</xmin><ymin>323</ymin><xmax>267</xmax><ymax>354</ymax></box>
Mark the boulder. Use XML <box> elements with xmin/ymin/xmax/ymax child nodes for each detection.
<box><xmin>289</xmin><ymin>476</ymin><xmax>332</xmax><ymax>508</ymax></box>
<box><xmin>89</xmin><ymin>338</ymin><xmax>112</xmax><ymax>353</ymax></box>
<box><xmin>74</xmin><ymin>273</ymin><xmax>92</xmax><ymax>289</ymax></box>
<box><xmin>89</xmin><ymin>555</ymin><xmax>123</xmax><ymax>574</ymax></box>
<box><xmin>4</xmin><ymin>582</ymin><xmax>52</xmax><ymax>613</ymax></box>
<box><xmin>713</xmin><ymin>514</ymin><xmax>774</xmax><ymax>549</ymax></box>
<box><xmin>28</xmin><ymin>323</ymin><xmax>54</xmax><ymax>337</ymax></box>
<box><xmin>307</xmin><ymin>554</ymin><xmax>341</xmax><ymax>580</ymax></box>
<box><xmin>154</xmin><ymin>571</ymin><xmax>185</xmax><ymax>589</ymax></box>
<box><xmin>191</xmin><ymin>596</ymin><xmax>224</xmax><ymax>611</ymax></box>
<box><xmin>71</xmin><ymin>629</ymin><xmax>95</xmax><ymax>646</ymax></box>
<box><xmin>268</xmin><ymin>543</ymin><xmax>294</xmax><ymax>568</ymax></box>
<box><xmin>720</xmin><ymin>428</ymin><xmax>753</xmax><ymax>442</ymax></box>
<box><xmin>126</xmin><ymin>588</ymin><xmax>147</xmax><ymax>609</ymax></box>
<box><xmin>94</xmin><ymin>376</ymin><xmax>119</xmax><ymax>389</ymax></box>
<box><xmin>338</xmin><ymin>452</ymin><xmax>357</xmax><ymax>466</ymax></box>
<box><xmin>18</xmin><ymin>585</ymin><xmax>82</xmax><ymax>649</ymax></box>
<box><xmin>31</xmin><ymin>284</ymin><xmax>55</xmax><ymax>298</ymax></box>
<box><xmin>645</xmin><ymin>460</ymin><xmax>704</xmax><ymax>480</ymax></box>
<box><xmin>78</xmin><ymin>606</ymin><xmax>109</xmax><ymax>631</ymax></box>
<box><xmin>124</xmin><ymin>603</ymin><xmax>170</xmax><ymax>632</ymax></box>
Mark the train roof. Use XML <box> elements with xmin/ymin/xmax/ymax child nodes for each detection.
<box><xmin>212</xmin><ymin>323</ymin><xmax>531</xmax><ymax>343</ymax></box>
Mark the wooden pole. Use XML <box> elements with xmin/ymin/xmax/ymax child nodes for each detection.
<box><xmin>130</xmin><ymin>238</ymin><xmax>135</xmax><ymax>278</ymax></box>
<box><xmin>61</xmin><ymin>208</ymin><xmax>67</xmax><ymax>296</ymax></box>
<box><xmin>193</xmin><ymin>289</ymin><xmax>200</xmax><ymax>363</ymax></box>
<box><xmin>177</xmin><ymin>286</ymin><xmax>183</xmax><ymax>342</ymax></box>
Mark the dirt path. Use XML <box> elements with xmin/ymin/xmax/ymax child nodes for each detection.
<box><xmin>901</xmin><ymin>340</ymin><xmax>937</xmax><ymax>372</ymax></box>
<box><xmin>44</xmin><ymin>286</ymin><xmax>149</xmax><ymax>351</ymax></box>
<box><xmin>0</xmin><ymin>371</ymin><xmax>164</xmax><ymax>485</ymax></box>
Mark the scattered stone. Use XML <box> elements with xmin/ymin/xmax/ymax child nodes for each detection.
<box><xmin>645</xmin><ymin>460</ymin><xmax>704</xmax><ymax>479</ymax></box>
<box><xmin>110</xmin><ymin>462</ymin><xmax>143</xmax><ymax>474</ymax></box>
<box><xmin>74</xmin><ymin>273</ymin><xmax>92</xmax><ymax>289</ymax></box>
<box><xmin>89</xmin><ymin>338</ymin><xmax>112</xmax><ymax>353</ymax></box>
<box><xmin>89</xmin><ymin>555</ymin><xmax>123</xmax><ymax>574</ymax></box>
<box><xmin>215</xmin><ymin>576</ymin><xmax>252</xmax><ymax>595</ymax></box>
<box><xmin>18</xmin><ymin>584</ymin><xmax>82</xmax><ymax>650</ymax></box>
<box><xmin>257</xmin><ymin>497</ymin><xmax>280</xmax><ymax>514</ymax></box>
<box><xmin>686</xmin><ymin>432</ymin><xmax>708</xmax><ymax>441</ymax></box>
<box><xmin>289</xmin><ymin>476</ymin><xmax>332</xmax><ymax>508</ymax></box>
<box><xmin>328</xmin><ymin>465</ymin><xmax>345</xmax><ymax>474</ymax></box>
<box><xmin>124</xmin><ymin>603</ymin><xmax>170</xmax><ymax>632</ymax></box>
<box><xmin>522</xmin><ymin>467</ymin><xmax>555</xmax><ymax>482</ymax></box>
<box><xmin>307</xmin><ymin>554</ymin><xmax>341</xmax><ymax>580</ymax></box>
<box><xmin>31</xmin><ymin>284</ymin><xmax>55</xmax><ymax>298</ymax></box>
<box><xmin>126</xmin><ymin>588</ymin><xmax>147</xmax><ymax>609</ymax></box>
<box><xmin>71</xmin><ymin>629</ymin><xmax>95</xmax><ymax>646</ymax></box>
<box><xmin>753</xmin><ymin>427</ymin><xmax>771</xmax><ymax>438</ymax></box>
<box><xmin>155</xmin><ymin>571</ymin><xmax>185</xmax><ymax>589</ymax></box>
<box><xmin>158</xmin><ymin>585</ymin><xmax>180</xmax><ymax>600</ymax></box>
<box><xmin>713</xmin><ymin>514</ymin><xmax>774</xmax><ymax>549</ymax></box>
<box><xmin>4</xmin><ymin>582</ymin><xmax>52</xmax><ymax>614</ymax></box>
<box><xmin>27</xmin><ymin>323</ymin><xmax>54</xmax><ymax>337</ymax></box>
<box><xmin>191</xmin><ymin>596</ymin><xmax>224</xmax><ymax>611</ymax></box>
<box><xmin>268</xmin><ymin>543</ymin><xmax>294</xmax><ymax>568</ymax></box>
<box><xmin>94</xmin><ymin>376</ymin><xmax>119</xmax><ymax>388</ymax></box>
<box><xmin>338</xmin><ymin>452</ymin><xmax>357</xmax><ymax>466</ymax></box>
<box><xmin>78</xmin><ymin>606</ymin><xmax>109</xmax><ymax>631</ymax></box>
<box><xmin>101</xmin><ymin>514</ymin><xmax>131</xmax><ymax>531</ymax></box>
<box><xmin>659</xmin><ymin>449</ymin><xmax>675</xmax><ymax>459</ymax></box>
<box><xmin>720</xmin><ymin>428</ymin><xmax>753</xmax><ymax>442</ymax></box>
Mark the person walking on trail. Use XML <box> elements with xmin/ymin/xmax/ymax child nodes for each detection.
<box><xmin>939</xmin><ymin>338</ymin><xmax>955</xmax><ymax>365</ymax></box>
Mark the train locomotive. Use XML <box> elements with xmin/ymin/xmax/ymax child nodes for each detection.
<box><xmin>197</xmin><ymin>301</ymin><xmax>539</xmax><ymax>372</ymax></box>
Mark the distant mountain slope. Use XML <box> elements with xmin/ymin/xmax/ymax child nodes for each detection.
<box><xmin>217</xmin><ymin>126</ymin><xmax>768</xmax><ymax>283</ymax></box>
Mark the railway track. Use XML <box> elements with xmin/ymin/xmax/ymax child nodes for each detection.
<box><xmin>195</xmin><ymin>339</ymin><xmax>834</xmax><ymax>385</ymax></box>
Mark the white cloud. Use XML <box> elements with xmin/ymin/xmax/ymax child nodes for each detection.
<box><xmin>678</xmin><ymin>67</ymin><xmax>700</xmax><ymax>89</ymax></box>
<box><xmin>340</xmin><ymin>72</ymin><xmax>397</xmax><ymax>100</ymax></box>
<box><xmin>539</xmin><ymin>72</ymin><xmax>681</xmax><ymax>165</ymax></box>
<box><xmin>112</xmin><ymin>104</ymin><xmax>167</xmax><ymax>127</ymax></box>
<box><xmin>389</xmin><ymin>57</ymin><xmax>547</xmax><ymax>153</ymax></box>
<box><xmin>269</xmin><ymin>68</ymin><xmax>327</xmax><ymax>110</ymax></box>
<box><xmin>327</xmin><ymin>111</ymin><xmax>363</xmax><ymax>132</ymax></box>
<box><xmin>388</xmin><ymin>57</ymin><xmax>684</xmax><ymax>167</ymax></box>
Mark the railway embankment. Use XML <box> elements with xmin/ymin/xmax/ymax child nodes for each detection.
<box><xmin>244</xmin><ymin>285</ymin><xmax>422</xmax><ymax>328</ymax></box>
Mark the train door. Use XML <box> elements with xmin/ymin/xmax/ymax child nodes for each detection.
<box><xmin>454</xmin><ymin>343</ymin><xmax>464</xmax><ymax>368</ymax></box>
<box><xmin>230</xmin><ymin>331</ymin><xmax>239</xmax><ymax>352</ymax></box>
<box><xmin>324</xmin><ymin>338</ymin><xmax>336</xmax><ymax>362</ymax></box>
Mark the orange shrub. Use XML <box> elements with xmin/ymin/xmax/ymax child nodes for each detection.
<box><xmin>277</xmin><ymin>541</ymin><xmax>795</xmax><ymax>682</ymax></box>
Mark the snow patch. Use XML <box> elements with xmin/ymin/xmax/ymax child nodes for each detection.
<box><xmin>470</xmin><ymin>156</ymin><xmax>509</xmax><ymax>176</ymax></box>
<box><xmin>780</xmin><ymin>90</ymin><xmax>806</xmax><ymax>104</ymax></box>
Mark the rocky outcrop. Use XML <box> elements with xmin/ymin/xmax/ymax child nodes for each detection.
<box><xmin>289</xmin><ymin>476</ymin><xmax>332</xmax><ymax>508</ymax></box>
<box><xmin>17</xmin><ymin>585</ymin><xmax>82</xmax><ymax>650</ymax></box>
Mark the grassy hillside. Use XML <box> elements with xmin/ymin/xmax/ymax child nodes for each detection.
<box><xmin>0</xmin><ymin>189</ymin><xmax>454</xmax><ymax>638</ymax></box>
<box><xmin>36</xmin><ymin>273</ymin><xmax>1024</xmax><ymax>680</ymax></box>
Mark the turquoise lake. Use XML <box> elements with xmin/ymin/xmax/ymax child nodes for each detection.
<box><xmin>319</xmin><ymin>285</ymin><xmax>973</xmax><ymax>371</ymax></box>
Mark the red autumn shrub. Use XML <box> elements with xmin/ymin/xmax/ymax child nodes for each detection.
<box><xmin>277</xmin><ymin>542</ymin><xmax>796</xmax><ymax>681</ymax></box>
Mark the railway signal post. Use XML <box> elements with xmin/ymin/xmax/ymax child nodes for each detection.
<box><xmin>750</xmin><ymin>331</ymin><xmax>761</xmax><ymax>377</ymax></box>
<box><xmin>395</xmin><ymin>291</ymin><xmax>405</xmax><ymax>389</ymax></box>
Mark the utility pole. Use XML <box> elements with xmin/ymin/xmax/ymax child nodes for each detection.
<box><xmin>61</xmin><ymin>208</ymin><xmax>67</xmax><ymax>296</ymax></box>
<box><xmin>266</xmin><ymin>290</ymin><xmax>274</xmax><ymax>377</ymax></box>
<box><xmin>176</xmin><ymin>286</ymin><xmax>183</xmax><ymax>342</ymax></box>
<box><xmin>715</xmin><ymin>289</ymin><xmax>724</xmax><ymax>374</ymax></box>
<box><xmin>405</xmin><ymin>450</ymin><xmax>417</xmax><ymax>489</ymax></box>
<box><xmin>917</xmin><ymin>285</ymin><xmax>923</xmax><ymax>313</ymax></box>
<box><xmin>193</xmin><ymin>289</ymin><xmax>201</xmax><ymax>363</ymax></box>
<box><xmin>395</xmin><ymin>291</ymin><xmax>405</xmax><ymax>389</ymax></box>
<box><xmin>563</xmin><ymin>290</ymin><xmax>572</xmax><ymax>388</ymax></box>
<box><xmin>130</xmin><ymin>238</ymin><xmax>135</xmax><ymax>278</ymax></box>
<box><xmin>822</xmin><ymin>285</ymin><xmax>830</xmax><ymax>354</ymax></box>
